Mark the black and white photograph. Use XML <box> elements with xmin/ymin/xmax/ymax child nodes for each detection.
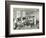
<box><xmin>13</xmin><ymin>8</ymin><xmax>39</xmax><ymax>30</ymax></box>
<box><xmin>5</xmin><ymin>1</ymin><xmax>45</xmax><ymax>37</ymax></box>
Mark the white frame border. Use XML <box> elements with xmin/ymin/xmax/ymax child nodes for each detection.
<box><xmin>10</xmin><ymin>5</ymin><xmax>43</xmax><ymax>35</ymax></box>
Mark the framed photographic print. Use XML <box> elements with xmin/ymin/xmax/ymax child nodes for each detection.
<box><xmin>5</xmin><ymin>1</ymin><xmax>45</xmax><ymax>37</ymax></box>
